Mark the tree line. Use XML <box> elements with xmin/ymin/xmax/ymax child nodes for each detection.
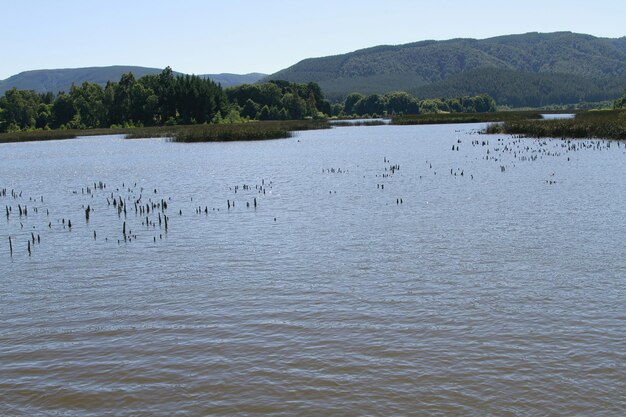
<box><xmin>0</xmin><ymin>66</ymin><xmax>497</xmax><ymax>133</ymax></box>
<box><xmin>334</xmin><ymin>92</ymin><xmax>496</xmax><ymax>117</ymax></box>
<box><xmin>0</xmin><ymin>67</ymin><xmax>229</xmax><ymax>132</ymax></box>
<box><xmin>615</xmin><ymin>90</ymin><xmax>626</xmax><ymax>109</ymax></box>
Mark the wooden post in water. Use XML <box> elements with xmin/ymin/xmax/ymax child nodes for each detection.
<box><xmin>27</xmin><ymin>240</ymin><xmax>31</xmax><ymax>256</ymax></box>
<box><xmin>9</xmin><ymin>236</ymin><xmax>12</xmax><ymax>257</ymax></box>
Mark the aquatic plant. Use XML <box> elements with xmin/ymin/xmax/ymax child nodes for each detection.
<box><xmin>485</xmin><ymin>110</ymin><xmax>626</xmax><ymax>140</ymax></box>
<box><xmin>391</xmin><ymin>111</ymin><xmax>543</xmax><ymax>125</ymax></box>
<box><xmin>0</xmin><ymin>120</ymin><xmax>331</xmax><ymax>144</ymax></box>
<box><xmin>128</xmin><ymin>120</ymin><xmax>331</xmax><ymax>142</ymax></box>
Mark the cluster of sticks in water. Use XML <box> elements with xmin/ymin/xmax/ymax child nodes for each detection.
<box><xmin>3</xmin><ymin>134</ymin><xmax>623</xmax><ymax>258</ymax></box>
<box><xmin>2</xmin><ymin>177</ymin><xmax>276</xmax><ymax>258</ymax></box>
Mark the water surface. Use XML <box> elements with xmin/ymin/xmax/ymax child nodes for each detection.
<box><xmin>1</xmin><ymin>124</ymin><xmax>625</xmax><ymax>416</ymax></box>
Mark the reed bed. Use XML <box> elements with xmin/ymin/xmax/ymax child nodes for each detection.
<box><xmin>391</xmin><ymin>111</ymin><xmax>544</xmax><ymax>125</ymax></box>
<box><xmin>0</xmin><ymin>128</ymin><xmax>136</xmax><ymax>144</ymax></box>
<box><xmin>164</xmin><ymin>120</ymin><xmax>330</xmax><ymax>143</ymax></box>
<box><xmin>485</xmin><ymin>110</ymin><xmax>626</xmax><ymax>140</ymax></box>
<box><xmin>0</xmin><ymin>120</ymin><xmax>331</xmax><ymax>144</ymax></box>
<box><xmin>330</xmin><ymin>120</ymin><xmax>389</xmax><ymax>127</ymax></box>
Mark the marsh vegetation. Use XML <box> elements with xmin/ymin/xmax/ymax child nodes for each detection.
<box><xmin>485</xmin><ymin>109</ymin><xmax>626</xmax><ymax>139</ymax></box>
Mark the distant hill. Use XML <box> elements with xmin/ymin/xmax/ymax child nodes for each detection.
<box><xmin>0</xmin><ymin>66</ymin><xmax>266</xmax><ymax>94</ymax></box>
<box><xmin>200</xmin><ymin>73</ymin><xmax>267</xmax><ymax>88</ymax></box>
<box><xmin>266</xmin><ymin>32</ymin><xmax>626</xmax><ymax>107</ymax></box>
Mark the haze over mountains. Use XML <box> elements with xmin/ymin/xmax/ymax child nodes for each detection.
<box><xmin>2</xmin><ymin>32</ymin><xmax>626</xmax><ymax>107</ymax></box>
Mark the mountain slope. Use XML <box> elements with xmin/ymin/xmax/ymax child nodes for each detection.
<box><xmin>199</xmin><ymin>73</ymin><xmax>266</xmax><ymax>87</ymax></box>
<box><xmin>0</xmin><ymin>66</ymin><xmax>164</xmax><ymax>94</ymax></box>
<box><xmin>266</xmin><ymin>32</ymin><xmax>626</xmax><ymax>106</ymax></box>
<box><xmin>0</xmin><ymin>66</ymin><xmax>266</xmax><ymax>94</ymax></box>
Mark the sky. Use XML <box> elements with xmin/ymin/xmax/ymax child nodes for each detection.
<box><xmin>1</xmin><ymin>0</ymin><xmax>625</xmax><ymax>80</ymax></box>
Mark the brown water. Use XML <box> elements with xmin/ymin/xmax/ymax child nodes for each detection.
<box><xmin>1</xmin><ymin>124</ymin><xmax>625</xmax><ymax>416</ymax></box>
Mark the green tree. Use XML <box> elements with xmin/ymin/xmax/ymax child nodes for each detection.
<box><xmin>386</xmin><ymin>92</ymin><xmax>420</xmax><ymax>115</ymax></box>
<box><xmin>241</xmin><ymin>99</ymin><xmax>259</xmax><ymax>119</ymax></box>
<box><xmin>52</xmin><ymin>93</ymin><xmax>76</xmax><ymax>128</ymax></box>
<box><xmin>36</xmin><ymin>103</ymin><xmax>52</xmax><ymax>129</ymax></box>
<box><xmin>0</xmin><ymin>88</ymin><xmax>42</xmax><ymax>130</ymax></box>
<box><xmin>70</xmin><ymin>82</ymin><xmax>106</xmax><ymax>128</ymax></box>
<box><xmin>354</xmin><ymin>94</ymin><xmax>387</xmax><ymax>116</ymax></box>
<box><xmin>281</xmin><ymin>93</ymin><xmax>307</xmax><ymax>119</ymax></box>
<box><xmin>343</xmin><ymin>93</ymin><xmax>364</xmax><ymax>115</ymax></box>
<box><xmin>614</xmin><ymin>90</ymin><xmax>626</xmax><ymax>109</ymax></box>
<box><xmin>258</xmin><ymin>105</ymin><xmax>271</xmax><ymax>120</ymax></box>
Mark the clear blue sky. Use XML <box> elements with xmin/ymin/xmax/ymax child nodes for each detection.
<box><xmin>2</xmin><ymin>0</ymin><xmax>625</xmax><ymax>79</ymax></box>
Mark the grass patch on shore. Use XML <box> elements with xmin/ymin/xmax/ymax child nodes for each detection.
<box><xmin>0</xmin><ymin>127</ymin><xmax>137</xmax><ymax>144</ymax></box>
<box><xmin>485</xmin><ymin>110</ymin><xmax>626</xmax><ymax>140</ymax></box>
<box><xmin>391</xmin><ymin>111</ymin><xmax>544</xmax><ymax>125</ymax></box>
<box><xmin>0</xmin><ymin>120</ymin><xmax>331</xmax><ymax>144</ymax></box>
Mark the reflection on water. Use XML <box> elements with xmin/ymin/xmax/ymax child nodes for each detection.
<box><xmin>541</xmin><ymin>113</ymin><xmax>576</xmax><ymax>120</ymax></box>
<box><xmin>1</xmin><ymin>124</ymin><xmax>625</xmax><ymax>416</ymax></box>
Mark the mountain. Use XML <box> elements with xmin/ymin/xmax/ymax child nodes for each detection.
<box><xmin>0</xmin><ymin>66</ymin><xmax>266</xmax><ymax>94</ymax></box>
<box><xmin>199</xmin><ymin>73</ymin><xmax>267</xmax><ymax>87</ymax></box>
<box><xmin>266</xmin><ymin>32</ymin><xmax>626</xmax><ymax>107</ymax></box>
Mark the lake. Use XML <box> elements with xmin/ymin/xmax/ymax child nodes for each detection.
<box><xmin>1</xmin><ymin>123</ymin><xmax>625</xmax><ymax>416</ymax></box>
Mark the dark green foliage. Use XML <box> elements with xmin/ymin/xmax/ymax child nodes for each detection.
<box><xmin>485</xmin><ymin>110</ymin><xmax>626</xmax><ymax>139</ymax></box>
<box><xmin>70</xmin><ymin>82</ymin><xmax>106</xmax><ymax>128</ymax></box>
<box><xmin>614</xmin><ymin>90</ymin><xmax>626</xmax><ymax>109</ymax></box>
<box><xmin>0</xmin><ymin>69</ymin><xmax>328</xmax><ymax>134</ymax></box>
<box><xmin>0</xmin><ymin>88</ymin><xmax>42</xmax><ymax>131</ymax></box>
<box><xmin>343</xmin><ymin>93</ymin><xmax>364</xmax><ymax>115</ymax></box>
<box><xmin>414</xmin><ymin>68</ymin><xmax>619</xmax><ymax>108</ymax></box>
<box><xmin>342</xmin><ymin>92</ymin><xmax>496</xmax><ymax>117</ymax></box>
<box><xmin>171</xmin><ymin>74</ymin><xmax>227</xmax><ymax>125</ymax></box>
<box><xmin>227</xmin><ymin>83</ymin><xmax>283</xmax><ymax>108</ymax></box>
<box><xmin>258</xmin><ymin>105</ymin><xmax>271</xmax><ymax>121</ymax></box>
<box><xmin>386</xmin><ymin>92</ymin><xmax>420</xmax><ymax>115</ymax></box>
<box><xmin>51</xmin><ymin>94</ymin><xmax>76</xmax><ymax>128</ymax></box>
<box><xmin>241</xmin><ymin>99</ymin><xmax>260</xmax><ymax>119</ymax></box>
<box><xmin>265</xmin><ymin>32</ymin><xmax>626</xmax><ymax>106</ymax></box>
<box><xmin>226</xmin><ymin>80</ymin><xmax>328</xmax><ymax>120</ymax></box>
<box><xmin>354</xmin><ymin>94</ymin><xmax>386</xmax><ymax>116</ymax></box>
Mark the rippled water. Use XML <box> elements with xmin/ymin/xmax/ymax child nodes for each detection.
<box><xmin>1</xmin><ymin>124</ymin><xmax>625</xmax><ymax>416</ymax></box>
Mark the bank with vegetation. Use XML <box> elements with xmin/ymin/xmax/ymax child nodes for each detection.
<box><xmin>5</xmin><ymin>64</ymin><xmax>623</xmax><ymax>143</ymax></box>
<box><xmin>485</xmin><ymin>109</ymin><xmax>626</xmax><ymax>140</ymax></box>
<box><xmin>0</xmin><ymin>120</ymin><xmax>331</xmax><ymax>144</ymax></box>
<box><xmin>392</xmin><ymin>110</ymin><xmax>543</xmax><ymax>125</ymax></box>
<box><xmin>483</xmin><ymin>91</ymin><xmax>626</xmax><ymax>139</ymax></box>
<box><xmin>0</xmin><ymin>66</ymin><xmax>499</xmax><ymax>139</ymax></box>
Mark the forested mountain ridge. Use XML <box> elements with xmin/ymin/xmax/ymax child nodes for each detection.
<box><xmin>266</xmin><ymin>32</ymin><xmax>626</xmax><ymax>106</ymax></box>
<box><xmin>0</xmin><ymin>66</ymin><xmax>266</xmax><ymax>94</ymax></box>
